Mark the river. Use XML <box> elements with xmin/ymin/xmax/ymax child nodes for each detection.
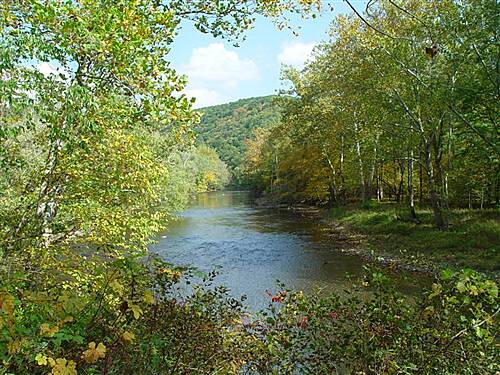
<box><xmin>151</xmin><ymin>191</ymin><xmax>427</xmax><ymax>309</ymax></box>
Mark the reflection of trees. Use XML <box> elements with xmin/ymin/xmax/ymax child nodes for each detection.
<box><xmin>196</xmin><ymin>191</ymin><xmax>246</xmax><ymax>209</ymax></box>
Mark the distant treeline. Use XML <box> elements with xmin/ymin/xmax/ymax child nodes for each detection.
<box><xmin>196</xmin><ymin>96</ymin><xmax>280</xmax><ymax>186</ymax></box>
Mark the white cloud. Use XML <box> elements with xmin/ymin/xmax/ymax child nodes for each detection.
<box><xmin>179</xmin><ymin>43</ymin><xmax>260</xmax><ymax>108</ymax></box>
<box><xmin>184</xmin><ymin>43</ymin><xmax>259</xmax><ymax>89</ymax></box>
<box><xmin>278</xmin><ymin>42</ymin><xmax>317</xmax><ymax>69</ymax></box>
<box><xmin>36</xmin><ymin>61</ymin><xmax>69</xmax><ymax>80</ymax></box>
<box><xmin>184</xmin><ymin>87</ymin><xmax>225</xmax><ymax>109</ymax></box>
<box><xmin>37</xmin><ymin>62</ymin><xmax>59</xmax><ymax>77</ymax></box>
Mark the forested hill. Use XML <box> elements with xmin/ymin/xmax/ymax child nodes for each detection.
<box><xmin>195</xmin><ymin>96</ymin><xmax>280</xmax><ymax>171</ymax></box>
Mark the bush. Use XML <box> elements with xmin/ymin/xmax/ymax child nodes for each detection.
<box><xmin>1</xmin><ymin>256</ymin><xmax>497</xmax><ymax>374</ymax></box>
<box><xmin>0</xmin><ymin>254</ymin><xmax>257</xmax><ymax>374</ymax></box>
<box><xmin>248</xmin><ymin>269</ymin><xmax>499</xmax><ymax>374</ymax></box>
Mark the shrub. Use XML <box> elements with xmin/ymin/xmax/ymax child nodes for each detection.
<box><xmin>248</xmin><ymin>269</ymin><xmax>498</xmax><ymax>374</ymax></box>
<box><xmin>0</xmin><ymin>254</ymin><xmax>257</xmax><ymax>374</ymax></box>
<box><xmin>1</xmin><ymin>255</ymin><xmax>497</xmax><ymax>374</ymax></box>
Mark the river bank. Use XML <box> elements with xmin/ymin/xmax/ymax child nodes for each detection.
<box><xmin>255</xmin><ymin>197</ymin><xmax>500</xmax><ymax>279</ymax></box>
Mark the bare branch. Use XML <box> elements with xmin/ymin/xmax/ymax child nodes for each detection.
<box><xmin>343</xmin><ymin>0</ymin><xmax>398</xmax><ymax>40</ymax></box>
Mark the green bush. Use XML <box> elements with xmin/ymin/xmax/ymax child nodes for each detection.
<box><xmin>0</xmin><ymin>255</ymin><xmax>257</xmax><ymax>375</ymax></box>
<box><xmin>1</xmin><ymin>259</ymin><xmax>497</xmax><ymax>374</ymax></box>
<box><xmin>248</xmin><ymin>269</ymin><xmax>499</xmax><ymax>374</ymax></box>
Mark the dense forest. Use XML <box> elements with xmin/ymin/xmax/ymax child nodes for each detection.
<box><xmin>196</xmin><ymin>96</ymin><xmax>280</xmax><ymax>185</ymax></box>
<box><xmin>242</xmin><ymin>1</ymin><xmax>499</xmax><ymax>230</ymax></box>
<box><xmin>0</xmin><ymin>0</ymin><xmax>498</xmax><ymax>374</ymax></box>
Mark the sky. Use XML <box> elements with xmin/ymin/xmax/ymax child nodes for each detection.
<box><xmin>169</xmin><ymin>1</ymin><xmax>367</xmax><ymax>108</ymax></box>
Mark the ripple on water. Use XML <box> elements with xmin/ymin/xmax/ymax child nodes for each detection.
<box><xmin>150</xmin><ymin>191</ymin><xmax>428</xmax><ymax>310</ymax></box>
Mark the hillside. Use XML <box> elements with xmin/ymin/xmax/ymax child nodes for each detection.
<box><xmin>195</xmin><ymin>96</ymin><xmax>280</xmax><ymax>171</ymax></box>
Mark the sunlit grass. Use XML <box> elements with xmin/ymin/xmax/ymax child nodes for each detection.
<box><xmin>328</xmin><ymin>203</ymin><xmax>500</xmax><ymax>273</ymax></box>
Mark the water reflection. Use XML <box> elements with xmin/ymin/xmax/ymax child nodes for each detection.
<box><xmin>151</xmin><ymin>191</ymin><xmax>427</xmax><ymax>310</ymax></box>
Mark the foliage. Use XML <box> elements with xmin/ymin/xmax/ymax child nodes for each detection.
<box><xmin>0</xmin><ymin>0</ymin><xmax>321</xmax><ymax>250</ymax></box>
<box><xmin>168</xmin><ymin>144</ymin><xmax>231</xmax><ymax>194</ymax></box>
<box><xmin>1</xmin><ymin>257</ymin><xmax>498</xmax><ymax>374</ymax></box>
<box><xmin>1</xmin><ymin>0</ymin><xmax>199</xmax><ymax>255</ymax></box>
<box><xmin>1</xmin><ymin>0</ymin><xmax>498</xmax><ymax>373</ymax></box>
<box><xmin>196</xmin><ymin>96</ymin><xmax>281</xmax><ymax>185</ymax></box>
<box><xmin>0</xmin><ymin>0</ymin><xmax>319</xmax><ymax>373</ymax></box>
<box><xmin>0</xmin><ymin>254</ymin><xmax>257</xmax><ymax>374</ymax></box>
<box><xmin>250</xmin><ymin>268</ymin><xmax>498</xmax><ymax>374</ymax></box>
<box><xmin>242</xmin><ymin>0</ymin><xmax>500</xmax><ymax>230</ymax></box>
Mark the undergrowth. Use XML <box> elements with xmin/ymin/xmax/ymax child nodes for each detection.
<box><xmin>1</xmin><ymin>250</ymin><xmax>498</xmax><ymax>374</ymax></box>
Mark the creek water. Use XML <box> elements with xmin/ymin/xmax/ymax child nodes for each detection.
<box><xmin>151</xmin><ymin>191</ymin><xmax>428</xmax><ymax>309</ymax></box>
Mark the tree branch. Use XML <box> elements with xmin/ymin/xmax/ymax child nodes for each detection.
<box><xmin>448</xmin><ymin>105</ymin><xmax>500</xmax><ymax>156</ymax></box>
<box><xmin>343</xmin><ymin>0</ymin><xmax>398</xmax><ymax>40</ymax></box>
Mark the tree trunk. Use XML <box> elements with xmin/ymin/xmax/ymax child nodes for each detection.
<box><xmin>396</xmin><ymin>159</ymin><xmax>404</xmax><ymax>203</ymax></box>
<box><xmin>444</xmin><ymin>174</ymin><xmax>450</xmax><ymax>209</ymax></box>
<box><xmin>408</xmin><ymin>148</ymin><xmax>418</xmax><ymax>221</ymax></box>
<box><xmin>432</xmin><ymin>132</ymin><xmax>447</xmax><ymax>213</ymax></box>
<box><xmin>480</xmin><ymin>187</ymin><xmax>484</xmax><ymax>210</ymax></box>
<box><xmin>37</xmin><ymin>134</ymin><xmax>65</xmax><ymax>247</ymax></box>
<box><xmin>419</xmin><ymin>140</ymin><xmax>424</xmax><ymax>203</ymax></box>
<box><xmin>444</xmin><ymin>119</ymin><xmax>452</xmax><ymax>210</ymax></box>
<box><xmin>367</xmin><ymin>142</ymin><xmax>378</xmax><ymax>201</ymax></box>
<box><xmin>339</xmin><ymin>135</ymin><xmax>346</xmax><ymax>202</ymax></box>
<box><xmin>324</xmin><ymin>149</ymin><xmax>337</xmax><ymax>206</ymax></box>
<box><xmin>376</xmin><ymin>166</ymin><xmax>381</xmax><ymax>203</ymax></box>
<box><xmin>424</xmin><ymin>141</ymin><xmax>447</xmax><ymax>229</ymax></box>
<box><xmin>353</xmin><ymin>123</ymin><xmax>365</xmax><ymax>202</ymax></box>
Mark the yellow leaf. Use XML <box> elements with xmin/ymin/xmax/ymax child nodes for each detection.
<box><xmin>7</xmin><ymin>339</ymin><xmax>22</xmax><ymax>355</ymax></box>
<box><xmin>96</xmin><ymin>343</ymin><xmax>106</xmax><ymax>356</ymax></box>
<box><xmin>35</xmin><ymin>353</ymin><xmax>48</xmax><ymax>366</ymax></box>
<box><xmin>0</xmin><ymin>292</ymin><xmax>14</xmax><ymax>317</ymax></box>
<box><xmin>110</xmin><ymin>280</ymin><xmax>124</xmax><ymax>296</ymax></box>
<box><xmin>50</xmin><ymin>358</ymin><xmax>77</xmax><ymax>375</ymax></box>
<box><xmin>122</xmin><ymin>330</ymin><xmax>135</xmax><ymax>343</ymax></box>
<box><xmin>158</xmin><ymin>268</ymin><xmax>182</xmax><ymax>282</ymax></box>
<box><xmin>422</xmin><ymin>306</ymin><xmax>434</xmax><ymax>320</ymax></box>
<box><xmin>129</xmin><ymin>304</ymin><xmax>142</xmax><ymax>319</ymax></box>
<box><xmin>40</xmin><ymin>323</ymin><xmax>60</xmax><ymax>337</ymax></box>
<box><xmin>81</xmin><ymin>342</ymin><xmax>106</xmax><ymax>363</ymax></box>
<box><xmin>143</xmin><ymin>291</ymin><xmax>155</xmax><ymax>305</ymax></box>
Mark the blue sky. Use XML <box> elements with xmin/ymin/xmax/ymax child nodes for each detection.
<box><xmin>169</xmin><ymin>1</ymin><xmax>366</xmax><ymax>108</ymax></box>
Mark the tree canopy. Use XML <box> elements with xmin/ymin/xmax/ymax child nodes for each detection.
<box><xmin>242</xmin><ymin>0</ymin><xmax>499</xmax><ymax>230</ymax></box>
<box><xmin>196</xmin><ymin>96</ymin><xmax>281</xmax><ymax>185</ymax></box>
<box><xmin>0</xmin><ymin>0</ymin><xmax>317</xmax><ymax>372</ymax></box>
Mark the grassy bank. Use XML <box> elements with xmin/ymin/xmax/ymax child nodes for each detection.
<box><xmin>326</xmin><ymin>203</ymin><xmax>500</xmax><ymax>275</ymax></box>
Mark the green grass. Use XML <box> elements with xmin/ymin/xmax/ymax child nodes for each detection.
<box><xmin>327</xmin><ymin>202</ymin><xmax>500</xmax><ymax>274</ymax></box>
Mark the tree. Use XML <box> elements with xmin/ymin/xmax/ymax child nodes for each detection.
<box><xmin>243</xmin><ymin>0</ymin><xmax>499</xmax><ymax>229</ymax></box>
